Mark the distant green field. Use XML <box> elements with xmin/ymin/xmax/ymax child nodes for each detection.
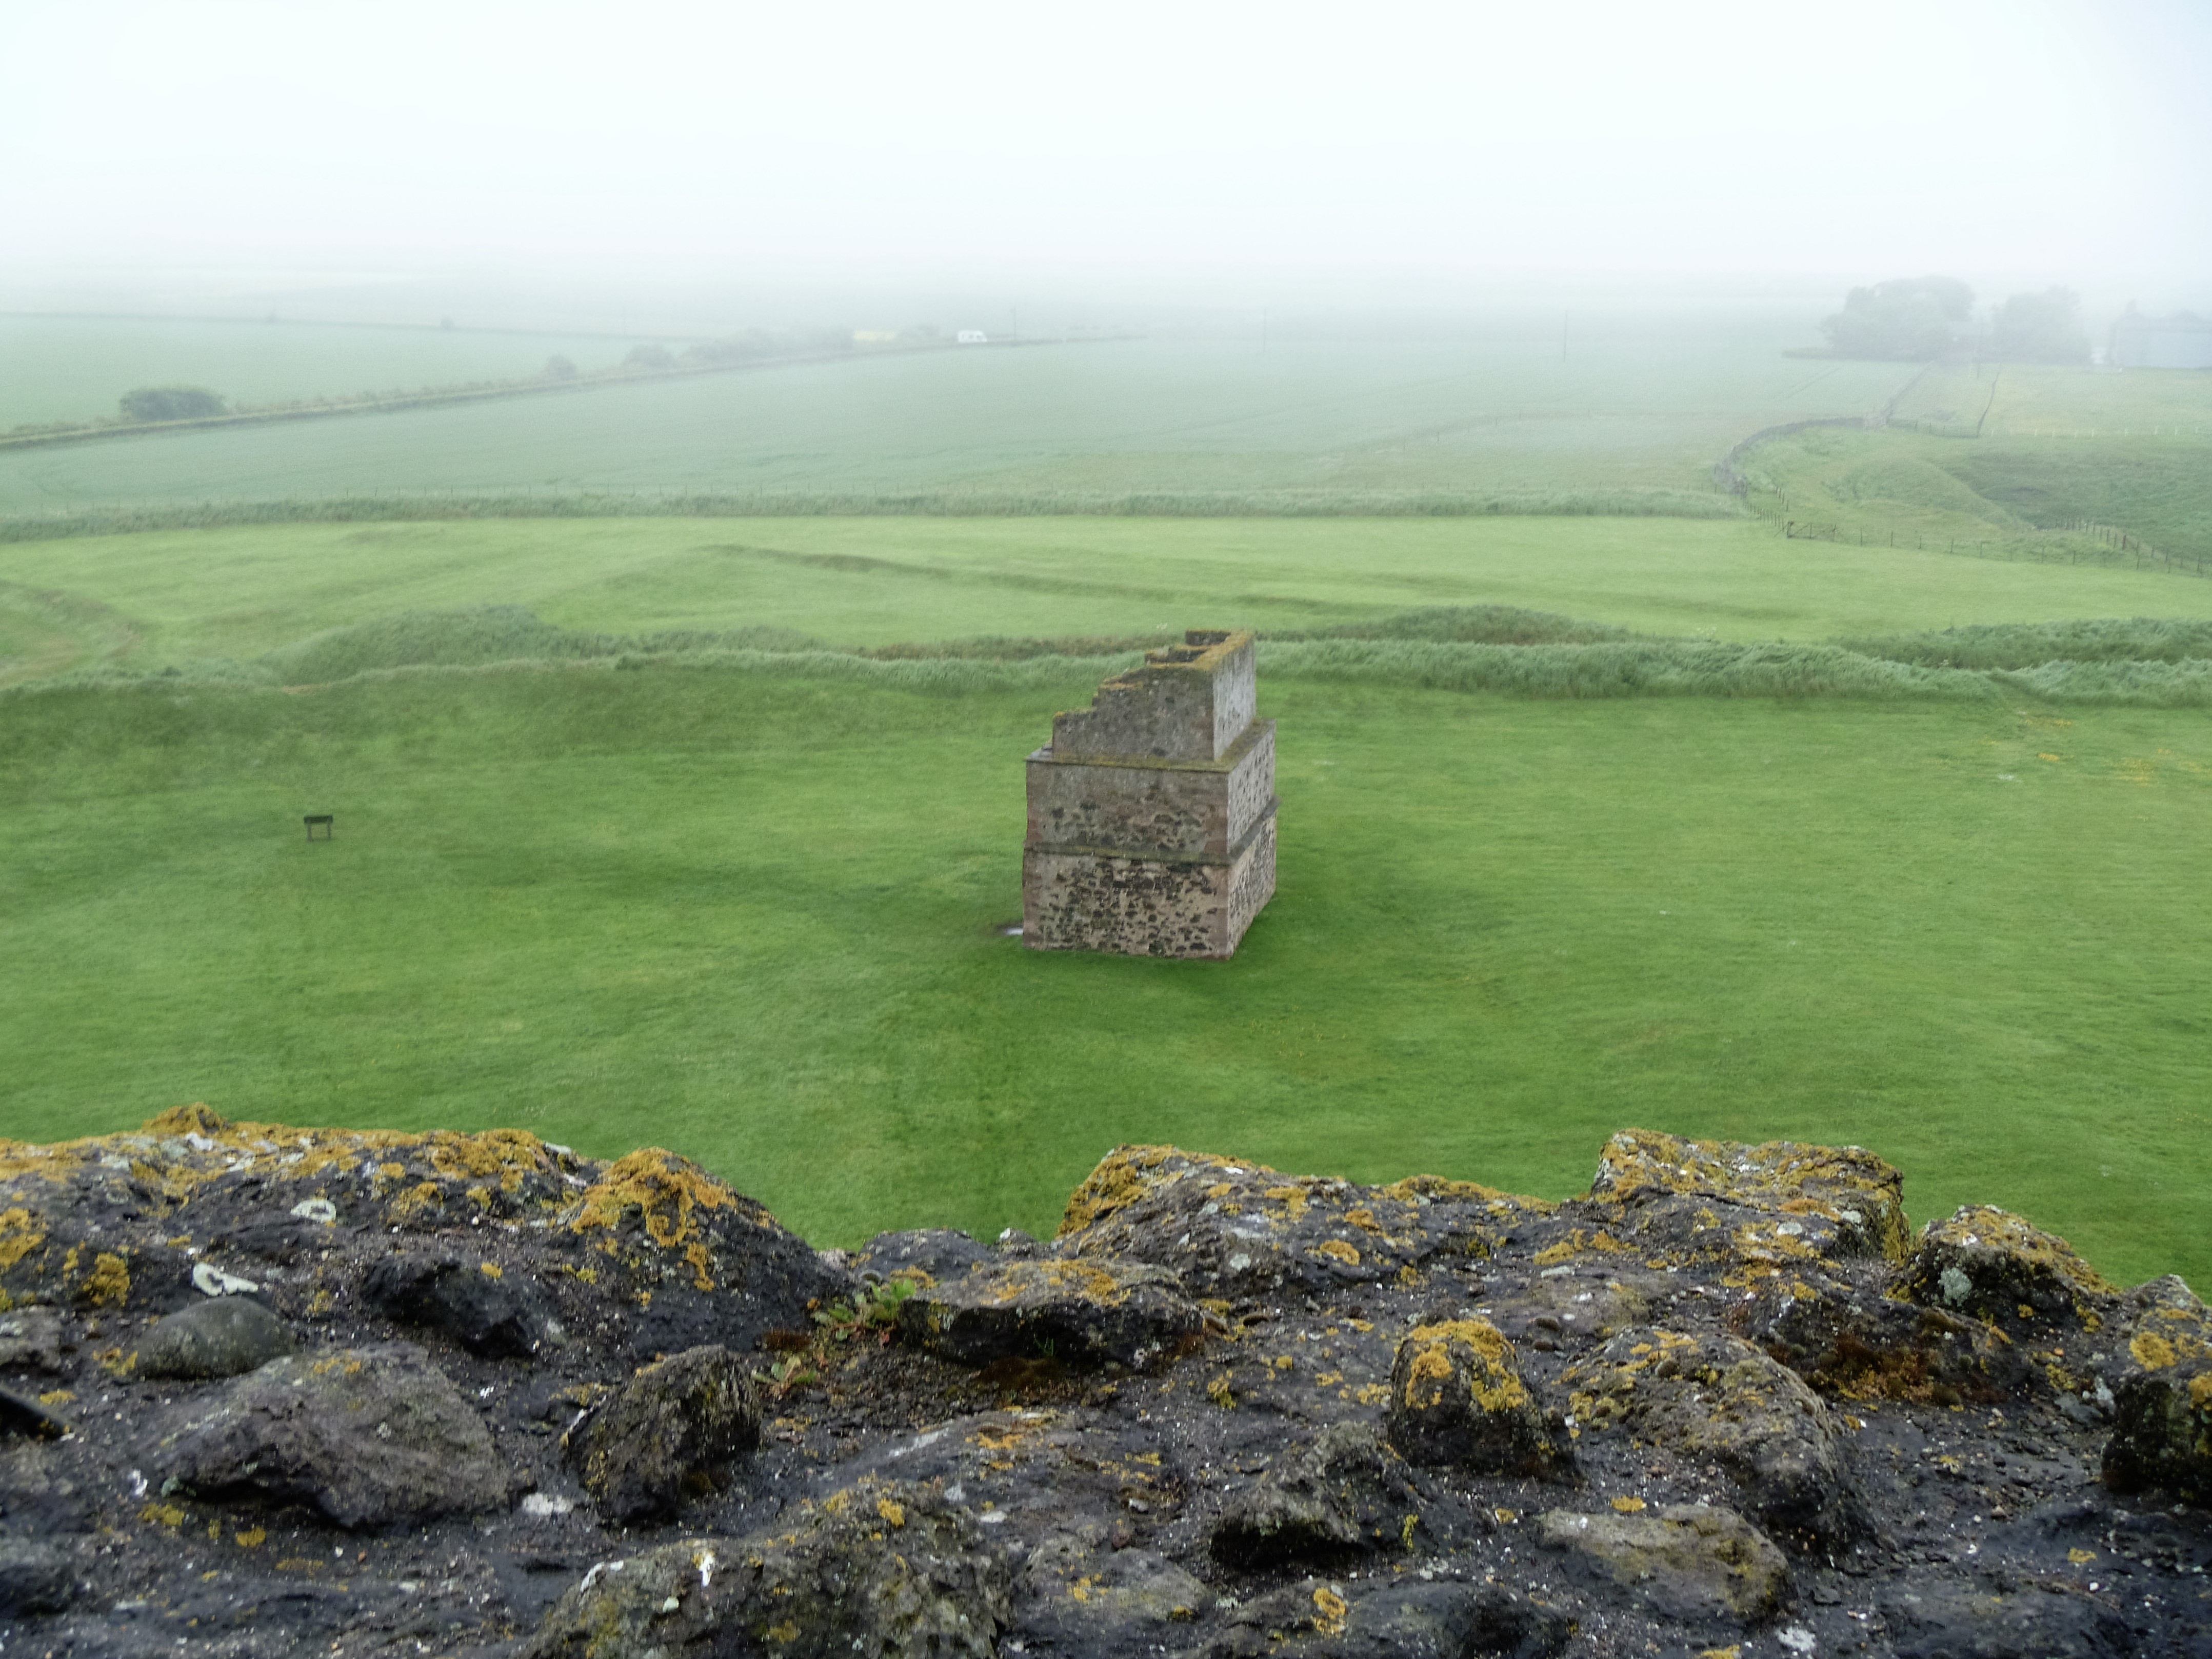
<box><xmin>0</xmin><ymin>314</ymin><xmax>651</xmax><ymax>429</ymax></box>
<box><xmin>11</xmin><ymin>513</ymin><xmax>2212</xmax><ymax>687</ymax></box>
<box><xmin>3</xmin><ymin>661</ymin><xmax>2206</xmax><ymax>1289</ymax></box>
<box><xmin>1739</xmin><ymin>366</ymin><xmax>2212</xmax><ymax>569</ymax></box>
<box><xmin>0</xmin><ymin>319</ymin><xmax>1914</xmax><ymax>514</ymax></box>
<box><xmin>1895</xmin><ymin>361</ymin><xmax>2212</xmax><ymax>439</ymax></box>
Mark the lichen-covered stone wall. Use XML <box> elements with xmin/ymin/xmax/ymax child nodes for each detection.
<box><xmin>1</xmin><ymin>1105</ymin><xmax>2206</xmax><ymax>1655</ymax></box>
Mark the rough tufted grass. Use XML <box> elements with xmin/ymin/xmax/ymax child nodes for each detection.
<box><xmin>2</xmin><ymin>661</ymin><xmax>2207</xmax><ymax>1290</ymax></box>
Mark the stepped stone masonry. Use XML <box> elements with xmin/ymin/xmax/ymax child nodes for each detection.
<box><xmin>1022</xmin><ymin>628</ymin><xmax>1277</xmax><ymax>957</ymax></box>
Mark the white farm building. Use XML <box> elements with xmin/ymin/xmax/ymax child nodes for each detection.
<box><xmin>2110</xmin><ymin>306</ymin><xmax>2212</xmax><ymax>369</ymax></box>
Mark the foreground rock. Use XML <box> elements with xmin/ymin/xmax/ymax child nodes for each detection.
<box><xmin>364</xmin><ymin>1249</ymin><xmax>555</xmax><ymax>1356</ymax></box>
<box><xmin>1385</xmin><ymin>1317</ymin><xmax>1571</xmax><ymax>1478</ymax></box>
<box><xmin>0</xmin><ymin>1538</ymin><xmax>77</xmax><ymax>1617</ymax></box>
<box><xmin>1210</xmin><ymin>1422</ymin><xmax>1423</xmax><ymax>1567</ymax></box>
<box><xmin>1053</xmin><ymin>1144</ymin><xmax>1549</xmax><ymax>1300</ymax></box>
<box><xmin>144</xmin><ymin>1342</ymin><xmax>507</xmax><ymax>1528</ymax></box>
<box><xmin>525</xmin><ymin>1480</ymin><xmax>1007</xmax><ymax>1658</ymax></box>
<box><xmin>1901</xmin><ymin>1204</ymin><xmax>2120</xmax><ymax>1333</ymax></box>
<box><xmin>567</xmin><ymin>1343</ymin><xmax>760</xmax><ymax>1523</ymax></box>
<box><xmin>1585</xmin><ymin>1126</ymin><xmax>1913</xmax><ymax>1264</ymax></box>
<box><xmin>896</xmin><ymin>1255</ymin><xmax>1206</xmax><ymax>1369</ymax></box>
<box><xmin>133</xmin><ymin>1293</ymin><xmax>294</xmax><ymax>1379</ymax></box>
<box><xmin>1563</xmin><ymin>1327</ymin><xmax>1867</xmax><ymax>1548</ymax></box>
<box><xmin>0</xmin><ymin>1306</ymin><xmax>66</xmax><ymax>1373</ymax></box>
<box><xmin>1537</xmin><ymin>1503</ymin><xmax>1789</xmax><ymax>1626</ymax></box>
<box><xmin>0</xmin><ymin>1108</ymin><xmax>2206</xmax><ymax>1655</ymax></box>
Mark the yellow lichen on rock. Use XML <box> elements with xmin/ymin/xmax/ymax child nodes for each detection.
<box><xmin>1904</xmin><ymin>1205</ymin><xmax>2118</xmax><ymax>1329</ymax></box>
<box><xmin>1310</xmin><ymin>1584</ymin><xmax>1348</xmax><ymax>1634</ymax></box>
<box><xmin>0</xmin><ymin>1208</ymin><xmax>46</xmax><ymax>1270</ymax></box>
<box><xmin>1057</xmin><ymin>1145</ymin><xmax>1262</xmax><ymax>1237</ymax></box>
<box><xmin>1397</xmin><ymin>1320</ymin><xmax>1529</xmax><ymax>1413</ymax></box>
<box><xmin>1264</xmin><ymin>1185</ymin><xmax>1310</xmax><ymax>1220</ymax></box>
<box><xmin>82</xmin><ymin>1251</ymin><xmax>131</xmax><ymax>1308</ymax></box>
<box><xmin>141</xmin><ymin>1103</ymin><xmax>228</xmax><ymax>1138</ymax></box>
<box><xmin>1589</xmin><ymin>1128</ymin><xmax>1911</xmax><ymax>1262</ymax></box>
<box><xmin>571</xmin><ymin>1148</ymin><xmax>743</xmax><ymax>1249</ymax></box>
<box><xmin>1380</xmin><ymin>1173</ymin><xmax>1556</xmax><ymax>1214</ymax></box>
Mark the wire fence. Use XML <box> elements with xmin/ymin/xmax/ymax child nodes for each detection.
<box><xmin>1782</xmin><ymin>516</ymin><xmax>2209</xmax><ymax>577</ymax></box>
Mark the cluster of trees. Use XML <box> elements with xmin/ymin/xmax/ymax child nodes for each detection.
<box><xmin>1986</xmin><ymin>289</ymin><xmax>2090</xmax><ymax>363</ymax></box>
<box><xmin>607</xmin><ymin>328</ymin><xmax>857</xmax><ymax>377</ymax></box>
<box><xmin>118</xmin><ymin>385</ymin><xmax>228</xmax><ymax>422</ymax></box>
<box><xmin>1822</xmin><ymin>276</ymin><xmax>1973</xmax><ymax>360</ymax></box>
<box><xmin>1821</xmin><ymin>278</ymin><xmax>2089</xmax><ymax>364</ymax></box>
<box><xmin>54</xmin><ymin>326</ymin><xmax>881</xmax><ymax>443</ymax></box>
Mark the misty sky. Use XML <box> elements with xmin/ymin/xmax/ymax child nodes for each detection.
<box><xmin>5</xmin><ymin>0</ymin><xmax>2209</xmax><ymax>291</ymax></box>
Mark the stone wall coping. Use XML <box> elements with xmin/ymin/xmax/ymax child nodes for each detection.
<box><xmin>1027</xmin><ymin>719</ymin><xmax>1274</xmax><ymax>776</ymax></box>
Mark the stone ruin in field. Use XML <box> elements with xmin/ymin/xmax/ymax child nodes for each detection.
<box><xmin>1022</xmin><ymin>628</ymin><xmax>1277</xmax><ymax>958</ymax></box>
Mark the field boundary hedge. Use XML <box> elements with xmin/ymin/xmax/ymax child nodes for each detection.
<box><xmin>20</xmin><ymin>602</ymin><xmax>2212</xmax><ymax>707</ymax></box>
<box><xmin>0</xmin><ymin>487</ymin><xmax>1749</xmax><ymax>543</ymax></box>
<box><xmin>0</xmin><ymin>341</ymin><xmax>964</xmax><ymax>455</ymax></box>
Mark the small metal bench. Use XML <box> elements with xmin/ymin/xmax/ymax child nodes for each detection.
<box><xmin>304</xmin><ymin>814</ymin><xmax>334</xmax><ymax>841</ymax></box>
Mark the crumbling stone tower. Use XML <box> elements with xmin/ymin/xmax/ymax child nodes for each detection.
<box><xmin>1022</xmin><ymin>629</ymin><xmax>1277</xmax><ymax>958</ymax></box>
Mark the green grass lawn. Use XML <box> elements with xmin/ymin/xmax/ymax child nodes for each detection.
<box><xmin>12</xmin><ymin>513</ymin><xmax>2212</xmax><ymax>686</ymax></box>
<box><xmin>0</xmin><ymin>323</ymin><xmax>1913</xmax><ymax>514</ymax></box>
<box><xmin>3</xmin><ymin>661</ymin><xmax>2207</xmax><ymax>1289</ymax></box>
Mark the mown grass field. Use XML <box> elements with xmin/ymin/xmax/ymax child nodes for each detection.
<box><xmin>13</xmin><ymin>513</ymin><xmax>2212</xmax><ymax>687</ymax></box>
<box><xmin>0</xmin><ymin>315</ymin><xmax>649</xmax><ymax>430</ymax></box>
<box><xmin>3</xmin><ymin>658</ymin><xmax>2207</xmax><ymax>1290</ymax></box>
<box><xmin>0</xmin><ymin>316</ymin><xmax>1912</xmax><ymax>514</ymax></box>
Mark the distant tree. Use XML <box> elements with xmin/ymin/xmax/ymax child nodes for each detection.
<box><xmin>682</xmin><ymin>333</ymin><xmax>771</xmax><ymax>368</ymax></box>
<box><xmin>623</xmin><ymin>344</ymin><xmax>676</xmax><ymax>371</ymax></box>
<box><xmin>543</xmin><ymin>355</ymin><xmax>579</xmax><ymax>381</ymax></box>
<box><xmin>1987</xmin><ymin>287</ymin><xmax>2089</xmax><ymax>364</ymax></box>
<box><xmin>118</xmin><ymin>386</ymin><xmax>228</xmax><ymax>422</ymax></box>
<box><xmin>1820</xmin><ymin>276</ymin><xmax>1974</xmax><ymax>359</ymax></box>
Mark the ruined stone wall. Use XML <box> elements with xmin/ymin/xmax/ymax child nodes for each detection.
<box><xmin>1048</xmin><ymin>631</ymin><xmax>1257</xmax><ymax>763</ymax></box>
<box><xmin>1023</xmin><ymin>630</ymin><xmax>1276</xmax><ymax>959</ymax></box>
